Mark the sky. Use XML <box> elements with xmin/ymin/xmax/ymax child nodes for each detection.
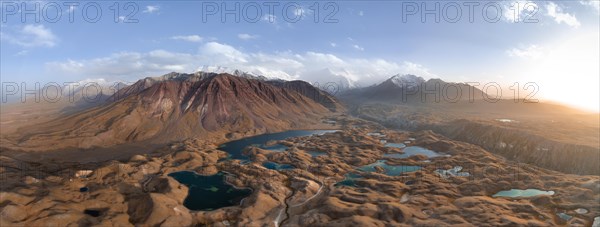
<box><xmin>1</xmin><ymin>0</ymin><xmax>599</xmax><ymax>111</ymax></box>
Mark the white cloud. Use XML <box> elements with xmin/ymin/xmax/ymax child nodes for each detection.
<box><xmin>330</xmin><ymin>42</ymin><xmax>337</xmax><ymax>47</ymax></box>
<box><xmin>580</xmin><ymin>0</ymin><xmax>600</xmax><ymax>14</ymax></box>
<box><xmin>65</xmin><ymin>5</ymin><xmax>76</xmax><ymax>13</ymax></box>
<box><xmin>546</xmin><ymin>2</ymin><xmax>581</xmax><ymax>28</ymax></box>
<box><xmin>238</xmin><ymin>33</ymin><xmax>259</xmax><ymax>40</ymax></box>
<box><xmin>294</xmin><ymin>8</ymin><xmax>305</xmax><ymax>17</ymax></box>
<box><xmin>262</xmin><ymin>14</ymin><xmax>277</xmax><ymax>23</ymax></box>
<box><xmin>15</xmin><ymin>50</ymin><xmax>29</xmax><ymax>56</ymax></box>
<box><xmin>0</xmin><ymin>24</ymin><xmax>57</xmax><ymax>48</ymax></box>
<box><xmin>143</xmin><ymin>5</ymin><xmax>159</xmax><ymax>13</ymax></box>
<box><xmin>200</xmin><ymin>42</ymin><xmax>248</xmax><ymax>63</ymax></box>
<box><xmin>45</xmin><ymin>42</ymin><xmax>436</xmax><ymax>87</ymax></box>
<box><xmin>507</xmin><ymin>44</ymin><xmax>544</xmax><ymax>59</ymax></box>
<box><xmin>353</xmin><ymin>45</ymin><xmax>364</xmax><ymax>51</ymax></box>
<box><xmin>170</xmin><ymin>35</ymin><xmax>203</xmax><ymax>42</ymax></box>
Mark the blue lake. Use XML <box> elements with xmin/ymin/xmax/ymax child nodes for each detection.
<box><xmin>557</xmin><ymin>212</ymin><xmax>572</xmax><ymax>221</ymax></box>
<box><xmin>335</xmin><ymin>172</ymin><xmax>363</xmax><ymax>187</ymax></box>
<box><xmin>168</xmin><ymin>171</ymin><xmax>252</xmax><ymax>211</ymax></box>
<box><xmin>358</xmin><ymin>160</ymin><xmax>422</xmax><ymax>176</ymax></box>
<box><xmin>385</xmin><ymin>143</ymin><xmax>406</xmax><ymax>149</ymax></box>
<box><xmin>263</xmin><ymin>161</ymin><xmax>295</xmax><ymax>170</ymax></box>
<box><xmin>492</xmin><ymin>189</ymin><xmax>555</xmax><ymax>198</ymax></box>
<box><xmin>306</xmin><ymin>151</ymin><xmax>327</xmax><ymax>157</ymax></box>
<box><xmin>218</xmin><ymin>130</ymin><xmax>337</xmax><ymax>161</ymax></box>
<box><xmin>383</xmin><ymin>146</ymin><xmax>446</xmax><ymax>159</ymax></box>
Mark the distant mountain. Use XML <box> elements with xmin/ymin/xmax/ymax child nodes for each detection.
<box><xmin>7</xmin><ymin>73</ymin><xmax>342</xmax><ymax>151</ymax></box>
<box><xmin>340</xmin><ymin>74</ymin><xmax>486</xmax><ymax>104</ymax></box>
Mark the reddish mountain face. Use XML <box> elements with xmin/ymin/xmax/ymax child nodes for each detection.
<box><xmin>266</xmin><ymin>80</ymin><xmax>343</xmax><ymax>112</ymax></box>
<box><xmin>6</xmin><ymin>73</ymin><xmax>343</xmax><ymax>151</ymax></box>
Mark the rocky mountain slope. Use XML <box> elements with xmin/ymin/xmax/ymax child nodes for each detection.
<box><xmin>350</xmin><ymin>102</ymin><xmax>600</xmax><ymax>175</ymax></box>
<box><xmin>2</xmin><ymin>73</ymin><xmax>343</xmax><ymax>152</ymax></box>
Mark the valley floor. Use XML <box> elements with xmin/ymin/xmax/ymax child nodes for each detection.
<box><xmin>1</xmin><ymin>116</ymin><xmax>599</xmax><ymax>226</ymax></box>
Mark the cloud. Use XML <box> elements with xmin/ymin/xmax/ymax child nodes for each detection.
<box><xmin>294</xmin><ymin>8</ymin><xmax>305</xmax><ymax>17</ymax></box>
<box><xmin>580</xmin><ymin>0</ymin><xmax>600</xmax><ymax>14</ymax></box>
<box><xmin>506</xmin><ymin>44</ymin><xmax>544</xmax><ymax>59</ymax></box>
<box><xmin>170</xmin><ymin>35</ymin><xmax>203</xmax><ymax>42</ymax></box>
<box><xmin>143</xmin><ymin>5</ymin><xmax>159</xmax><ymax>13</ymax></box>
<box><xmin>330</xmin><ymin>42</ymin><xmax>337</xmax><ymax>47</ymax></box>
<box><xmin>0</xmin><ymin>24</ymin><xmax>58</xmax><ymax>48</ymax></box>
<box><xmin>353</xmin><ymin>45</ymin><xmax>364</xmax><ymax>51</ymax></box>
<box><xmin>358</xmin><ymin>11</ymin><xmax>364</xmax><ymax>16</ymax></box>
<box><xmin>262</xmin><ymin>14</ymin><xmax>277</xmax><ymax>23</ymax></box>
<box><xmin>45</xmin><ymin>42</ymin><xmax>436</xmax><ymax>87</ymax></box>
<box><xmin>546</xmin><ymin>2</ymin><xmax>581</xmax><ymax>28</ymax></box>
<box><xmin>45</xmin><ymin>51</ymin><xmax>198</xmax><ymax>79</ymax></box>
<box><xmin>15</xmin><ymin>50</ymin><xmax>29</xmax><ymax>56</ymax></box>
<box><xmin>200</xmin><ymin>42</ymin><xmax>248</xmax><ymax>63</ymax></box>
<box><xmin>238</xmin><ymin>33</ymin><xmax>259</xmax><ymax>40</ymax></box>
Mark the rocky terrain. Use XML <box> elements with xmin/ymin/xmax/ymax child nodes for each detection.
<box><xmin>1</xmin><ymin>73</ymin><xmax>343</xmax><ymax>152</ymax></box>
<box><xmin>1</xmin><ymin>116</ymin><xmax>598</xmax><ymax>226</ymax></box>
<box><xmin>1</xmin><ymin>73</ymin><xmax>598</xmax><ymax>226</ymax></box>
<box><xmin>338</xmin><ymin>74</ymin><xmax>599</xmax><ymax>175</ymax></box>
<box><xmin>348</xmin><ymin>102</ymin><xmax>600</xmax><ymax>175</ymax></box>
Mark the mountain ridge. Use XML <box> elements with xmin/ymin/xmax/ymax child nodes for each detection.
<box><xmin>3</xmin><ymin>73</ymin><xmax>343</xmax><ymax>152</ymax></box>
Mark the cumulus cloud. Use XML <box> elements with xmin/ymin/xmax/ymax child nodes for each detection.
<box><xmin>143</xmin><ymin>5</ymin><xmax>159</xmax><ymax>13</ymax></box>
<box><xmin>0</xmin><ymin>24</ymin><xmax>58</xmax><ymax>48</ymax></box>
<box><xmin>546</xmin><ymin>2</ymin><xmax>581</xmax><ymax>28</ymax></box>
<box><xmin>353</xmin><ymin>45</ymin><xmax>365</xmax><ymax>51</ymax></box>
<box><xmin>170</xmin><ymin>35</ymin><xmax>203</xmax><ymax>42</ymax></box>
<box><xmin>45</xmin><ymin>42</ymin><xmax>436</xmax><ymax>87</ymax></box>
<box><xmin>238</xmin><ymin>33</ymin><xmax>259</xmax><ymax>40</ymax></box>
<box><xmin>507</xmin><ymin>44</ymin><xmax>544</xmax><ymax>59</ymax></box>
<box><xmin>262</xmin><ymin>14</ymin><xmax>277</xmax><ymax>23</ymax></box>
<box><xmin>294</xmin><ymin>8</ymin><xmax>305</xmax><ymax>17</ymax></box>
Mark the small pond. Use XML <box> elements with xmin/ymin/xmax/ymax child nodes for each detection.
<box><xmin>263</xmin><ymin>161</ymin><xmax>295</xmax><ymax>170</ymax></box>
<box><xmin>335</xmin><ymin>172</ymin><xmax>363</xmax><ymax>187</ymax></box>
<box><xmin>306</xmin><ymin>150</ymin><xmax>327</xmax><ymax>157</ymax></box>
<box><xmin>358</xmin><ymin>160</ymin><xmax>421</xmax><ymax>176</ymax></box>
<box><xmin>385</xmin><ymin>143</ymin><xmax>406</xmax><ymax>149</ymax></box>
<box><xmin>168</xmin><ymin>171</ymin><xmax>252</xmax><ymax>211</ymax></box>
<box><xmin>383</xmin><ymin>146</ymin><xmax>447</xmax><ymax>159</ymax></box>
<box><xmin>492</xmin><ymin>189</ymin><xmax>555</xmax><ymax>198</ymax></box>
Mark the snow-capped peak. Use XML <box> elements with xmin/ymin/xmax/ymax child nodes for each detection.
<box><xmin>390</xmin><ymin>74</ymin><xmax>425</xmax><ymax>87</ymax></box>
<box><xmin>196</xmin><ymin>65</ymin><xmax>268</xmax><ymax>80</ymax></box>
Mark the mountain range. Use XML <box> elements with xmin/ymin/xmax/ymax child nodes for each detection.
<box><xmin>340</xmin><ymin>74</ymin><xmax>486</xmax><ymax>104</ymax></box>
<box><xmin>3</xmin><ymin>72</ymin><xmax>343</xmax><ymax>151</ymax></box>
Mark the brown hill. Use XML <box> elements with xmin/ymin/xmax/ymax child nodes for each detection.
<box><xmin>3</xmin><ymin>73</ymin><xmax>343</xmax><ymax>152</ymax></box>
